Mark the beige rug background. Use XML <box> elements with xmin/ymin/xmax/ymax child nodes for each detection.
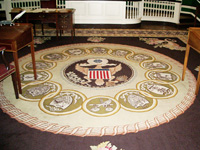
<box><xmin>1</xmin><ymin>43</ymin><xmax>196</xmax><ymax>136</ymax></box>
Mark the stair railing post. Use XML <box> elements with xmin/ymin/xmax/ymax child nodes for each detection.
<box><xmin>174</xmin><ymin>2</ymin><xmax>181</xmax><ymax>24</ymax></box>
<box><xmin>140</xmin><ymin>0</ymin><xmax>144</xmax><ymax>19</ymax></box>
<box><xmin>5</xmin><ymin>0</ymin><xmax>12</xmax><ymax>20</ymax></box>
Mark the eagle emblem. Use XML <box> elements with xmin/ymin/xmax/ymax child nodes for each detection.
<box><xmin>75</xmin><ymin>59</ymin><xmax>122</xmax><ymax>86</ymax></box>
<box><xmin>64</xmin><ymin>58</ymin><xmax>134</xmax><ymax>88</ymax></box>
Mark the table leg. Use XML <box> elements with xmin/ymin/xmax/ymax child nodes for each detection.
<box><xmin>59</xmin><ymin>30</ymin><xmax>62</xmax><ymax>36</ymax></box>
<box><xmin>11</xmin><ymin>72</ymin><xmax>19</xmax><ymax>99</ymax></box>
<box><xmin>55</xmin><ymin>27</ymin><xmax>58</xmax><ymax>39</ymax></box>
<box><xmin>30</xmin><ymin>41</ymin><xmax>37</xmax><ymax>80</ymax></box>
<box><xmin>41</xmin><ymin>23</ymin><xmax>44</xmax><ymax>35</ymax></box>
<box><xmin>33</xmin><ymin>24</ymin><xmax>36</xmax><ymax>36</ymax></box>
<box><xmin>195</xmin><ymin>66</ymin><xmax>200</xmax><ymax>95</ymax></box>
<box><xmin>71</xmin><ymin>28</ymin><xmax>75</xmax><ymax>41</ymax></box>
<box><xmin>13</xmin><ymin>52</ymin><xmax>22</xmax><ymax>94</ymax></box>
<box><xmin>182</xmin><ymin>44</ymin><xmax>190</xmax><ymax>81</ymax></box>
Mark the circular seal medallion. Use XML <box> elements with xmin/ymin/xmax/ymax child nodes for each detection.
<box><xmin>82</xmin><ymin>96</ymin><xmax>120</xmax><ymax>117</ymax></box>
<box><xmin>63</xmin><ymin>58</ymin><xmax>134</xmax><ymax>88</ymax></box>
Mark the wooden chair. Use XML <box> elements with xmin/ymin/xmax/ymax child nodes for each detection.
<box><xmin>0</xmin><ymin>46</ymin><xmax>19</xmax><ymax>99</ymax></box>
<box><xmin>182</xmin><ymin>27</ymin><xmax>200</xmax><ymax>95</ymax></box>
<box><xmin>191</xmin><ymin>6</ymin><xmax>200</xmax><ymax>94</ymax></box>
<box><xmin>196</xmin><ymin>67</ymin><xmax>200</xmax><ymax>94</ymax></box>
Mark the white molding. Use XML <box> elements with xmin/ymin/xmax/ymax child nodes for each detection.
<box><xmin>181</xmin><ymin>5</ymin><xmax>196</xmax><ymax>10</ymax></box>
<box><xmin>66</xmin><ymin>0</ymin><xmax>180</xmax><ymax>24</ymax></box>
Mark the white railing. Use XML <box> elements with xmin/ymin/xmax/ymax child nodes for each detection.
<box><xmin>2</xmin><ymin>0</ymin><xmax>181</xmax><ymax>24</ymax></box>
<box><xmin>126</xmin><ymin>1</ymin><xmax>141</xmax><ymax>19</ymax></box>
<box><xmin>0</xmin><ymin>1</ymin><xmax>5</xmax><ymax>11</ymax></box>
<box><xmin>2</xmin><ymin>0</ymin><xmax>41</xmax><ymax>20</ymax></box>
<box><xmin>56</xmin><ymin>0</ymin><xmax>65</xmax><ymax>8</ymax></box>
<box><xmin>11</xmin><ymin>0</ymin><xmax>41</xmax><ymax>10</ymax></box>
<box><xmin>125</xmin><ymin>1</ymin><xmax>142</xmax><ymax>24</ymax></box>
<box><xmin>124</xmin><ymin>0</ymin><xmax>181</xmax><ymax>24</ymax></box>
<box><xmin>141</xmin><ymin>0</ymin><xmax>181</xmax><ymax>24</ymax></box>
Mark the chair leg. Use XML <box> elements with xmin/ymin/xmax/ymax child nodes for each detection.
<box><xmin>42</xmin><ymin>23</ymin><xmax>44</xmax><ymax>35</ymax></box>
<box><xmin>60</xmin><ymin>30</ymin><xmax>62</xmax><ymax>36</ymax></box>
<box><xmin>71</xmin><ymin>29</ymin><xmax>75</xmax><ymax>42</ymax></box>
<box><xmin>11</xmin><ymin>72</ymin><xmax>19</xmax><ymax>99</ymax></box>
<box><xmin>182</xmin><ymin>44</ymin><xmax>190</xmax><ymax>81</ymax></box>
<box><xmin>195</xmin><ymin>67</ymin><xmax>200</xmax><ymax>95</ymax></box>
<box><xmin>33</xmin><ymin>23</ymin><xmax>36</xmax><ymax>36</ymax></box>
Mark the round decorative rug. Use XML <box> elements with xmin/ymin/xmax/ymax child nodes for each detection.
<box><xmin>0</xmin><ymin>43</ymin><xmax>196</xmax><ymax>136</ymax></box>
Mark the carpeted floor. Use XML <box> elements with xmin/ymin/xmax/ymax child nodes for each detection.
<box><xmin>0</xmin><ymin>29</ymin><xmax>200</xmax><ymax>150</ymax></box>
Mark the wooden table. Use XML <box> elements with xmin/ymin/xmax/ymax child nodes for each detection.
<box><xmin>182</xmin><ymin>27</ymin><xmax>200</xmax><ymax>95</ymax></box>
<box><xmin>0</xmin><ymin>23</ymin><xmax>37</xmax><ymax>94</ymax></box>
<box><xmin>10</xmin><ymin>9</ymin><xmax>75</xmax><ymax>38</ymax></box>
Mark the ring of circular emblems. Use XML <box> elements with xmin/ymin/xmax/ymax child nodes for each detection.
<box><xmin>20</xmin><ymin>45</ymin><xmax>180</xmax><ymax>117</ymax></box>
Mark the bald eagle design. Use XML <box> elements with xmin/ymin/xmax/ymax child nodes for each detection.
<box><xmin>75</xmin><ymin>59</ymin><xmax>122</xmax><ymax>86</ymax></box>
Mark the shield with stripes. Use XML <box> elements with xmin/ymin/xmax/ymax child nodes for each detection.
<box><xmin>88</xmin><ymin>69</ymin><xmax>111</xmax><ymax>79</ymax></box>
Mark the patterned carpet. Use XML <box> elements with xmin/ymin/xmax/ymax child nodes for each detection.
<box><xmin>36</xmin><ymin>28</ymin><xmax>189</xmax><ymax>44</ymax></box>
<box><xmin>0</xmin><ymin>42</ymin><xmax>196</xmax><ymax>136</ymax></box>
<box><xmin>0</xmin><ymin>28</ymin><xmax>200</xmax><ymax>150</ymax></box>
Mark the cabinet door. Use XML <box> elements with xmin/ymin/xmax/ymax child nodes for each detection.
<box><xmin>42</xmin><ymin>13</ymin><xmax>56</xmax><ymax>23</ymax></box>
<box><xmin>57</xmin><ymin>13</ymin><xmax>73</xmax><ymax>30</ymax></box>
